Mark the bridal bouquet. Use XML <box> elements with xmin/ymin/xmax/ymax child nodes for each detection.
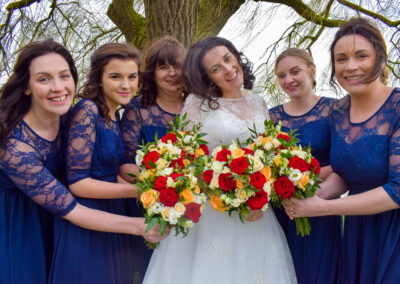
<box><xmin>200</xmin><ymin>140</ymin><xmax>271</xmax><ymax>222</ymax></box>
<box><xmin>248</xmin><ymin>120</ymin><xmax>321</xmax><ymax>236</ymax></box>
<box><xmin>135</xmin><ymin>114</ymin><xmax>208</xmax><ymax>248</ymax></box>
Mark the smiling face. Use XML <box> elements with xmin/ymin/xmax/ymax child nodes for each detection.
<box><xmin>102</xmin><ymin>58</ymin><xmax>138</xmax><ymax>114</ymax></box>
<box><xmin>27</xmin><ymin>52</ymin><xmax>75</xmax><ymax>119</ymax></box>
<box><xmin>333</xmin><ymin>34</ymin><xmax>377</xmax><ymax>96</ymax></box>
<box><xmin>201</xmin><ymin>45</ymin><xmax>244</xmax><ymax>98</ymax></box>
<box><xmin>154</xmin><ymin>57</ymin><xmax>184</xmax><ymax>96</ymax></box>
<box><xmin>275</xmin><ymin>56</ymin><xmax>315</xmax><ymax>99</ymax></box>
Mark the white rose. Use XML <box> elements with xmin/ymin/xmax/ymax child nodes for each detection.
<box><xmin>151</xmin><ymin>202</ymin><xmax>163</xmax><ymax>214</ymax></box>
<box><xmin>254</xmin><ymin>149</ymin><xmax>264</xmax><ymax>159</ymax></box>
<box><xmin>289</xmin><ymin>169</ymin><xmax>302</xmax><ymax>183</ymax></box>
<box><xmin>183</xmin><ymin>220</ymin><xmax>194</xmax><ymax>228</ymax></box>
<box><xmin>221</xmin><ymin>166</ymin><xmax>231</xmax><ymax>174</ymax></box>
<box><xmin>292</xmin><ymin>150</ymin><xmax>306</xmax><ymax>160</ymax></box>
<box><xmin>166</xmin><ymin>177</ymin><xmax>176</xmax><ymax>187</ymax></box>
<box><xmin>263</xmin><ymin>142</ymin><xmax>273</xmax><ymax>151</ymax></box>
<box><xmin>158</xmin><ymin>167</ymin><xmax>174</xmax><ymax>177</ymax></box>
<box><xmin>168</xmin><ymin>209</ymin><xmax>179</xmax><ymax>225</ymax></box>
<box><xmin>169</xmin><ymin>145</ymin><xmax>182</xmax><ymax>156</ymax></box>
<box><xmin>210</xmin><ymin>175</ymin><xmax>219</xmax><ymax>189</ymax></box>
<box><xmin>183</xmin><ymin>135</ymin><xmax>194</xmax><ymax>144</ymax></box>
<box><xmin>139</xmin><ymin>170</ymin><xmax>150</xmax><ymax>180</ymax></box>
<box><xmin>156</xmin><ymin>158</ymin><xmax>169</xmax><ymax>170</ymax></box>
<box><xmin>261</xmin><ymin>203</ymin><xmax>269</xmax><ymax>212</ymax></box>
<box><xmin>135</xmin><ymin>150</ymin><xmax>145</xmax><ymax>166</ymax></box>
<box><xmin>252</xmin><ymin>157</ymin><xmax>264</xmax><ymax>172</ymax></box>
<box><xmin>190</xmin><ymin>176</ymin><xmax>198</xmax><ymax>184</ymax></box>
<box><xmin>228</xmin><ymin>142</ymin><xmax>239</xmax><ymax>152</ymax></box>
<box><xmin>254</xmin><ymin>136</ymin><xmax>264</xmax><ymax>146</ymax></box>
<box><xmin>263</xmin><ymin>182</ymin><xmax>272</xmax><ymax>196</ymax></box>
<box><xmin>211</xmin><ymin>161</ymin><xmax>225</xmax><ymax>173</ymax></box>
<box><xmin>272</xmin><ymin>138</ymin><xmax>281</xmax><ymax>148</ymax></box>
<box><xmin>230</xmin><ymin>199</ymin><xmax>242</xmax><ymax>208</ymax></box>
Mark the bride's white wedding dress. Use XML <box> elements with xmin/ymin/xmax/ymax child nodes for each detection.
<box><xmin>143</xmin><ymin>94</ymin><xmax>297</xmax><ymax>284</ymax></box>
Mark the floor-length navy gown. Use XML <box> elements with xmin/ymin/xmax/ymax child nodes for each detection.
<box><xmin>49</xmin><ymin>99</ymin><xmax>136</xmax><ymax>284</ymax></box>
<box><xmin>330</xmin><ymin>88</ymin><xmax>400</xmax><ymax>284</ymax></box>
<box><xmin>0</xmin><ymin>121</ymin><xmax>77</xmax><ymax>283</ymax></box>
<box><xmin>270</xmin><ymin>97</ymin><xmax>341</xmax><ymax>284</ymax></box>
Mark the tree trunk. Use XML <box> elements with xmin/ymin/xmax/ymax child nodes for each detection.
<box><xmin>144</xmin><ymin>0</ymin><xmax>200</xmax><ymax>48</ymax></box>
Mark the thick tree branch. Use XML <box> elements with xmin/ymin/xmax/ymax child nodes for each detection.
<box><xmin>6</xmin><ymin>0</ymin><xmax>39</xmax><ymax>11</ymax></box>
<box><xmin>107</xmin><ymin>0</ymin><xmax>146</xmax><ymax>49</ymax></box>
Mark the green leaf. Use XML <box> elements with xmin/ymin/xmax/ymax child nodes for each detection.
<box><xmin>145</xmin><ymin>216</ymin><xmax>159</xmax><ymax>233</ymax></box>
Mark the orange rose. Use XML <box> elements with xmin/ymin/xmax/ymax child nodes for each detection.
<box><xmin>183</xmin><ymin>159</ymin><xmax>191</xmax><ymax>166</ymax></box>
<box><xmin>209</xmin><ymin>194</ymin><xmax>227</xmax><ymax>212</ymax></box>
<box><xmin>194</xmin><ymin>148</ymin><xmax>205</xmax><ymax>158</ymax></box>
<box><xmin>193</xmin><ymin>185</ymin><xmax>201</xmax><ymax>194</ymax></box>
<box><xmin>297</xmin><ymin>174</ymin><xmax>310</xmax><ymax>191</ymax></box>
<box><xmin>248</xmin><ymin>143</ymin><xmax>256</xmax><ymax>151</ymax></box>
<box><xmin>235</xmin><ymin>178</ymin><xmax>244</xmax><ymax>189</ymax></box>
<box><xmin>260</xmin><ymin>166</ymin><xmax>271</xmax><ymax>181</ymax></box>
<box><xmin>140</xmin><ymin>189</ymin><xmax>159</xmax><ymax>209</ymax></box>
<box><xmin>273</xmin><ymin>156</ymin><xmax>282</xmax><ymax>166</ymax></box>
<box><xmin>262</xmin><ymin>137</ymin><xmax>272</xmax><ymax>145</ymax></box>
<box><xmin>232</xmin><ymin>148</ymin><xmax>245</xmax><ymax>158</ymax></box>
<box><xmin>180</xmin><ymin>188</ymin><xmax>195</xmax><ymax>204</ymax></box>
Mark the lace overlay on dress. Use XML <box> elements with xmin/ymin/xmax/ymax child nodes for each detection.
<box><xmin>0</xmin><ymin>121</ymin><xmax>76</xmax><ymax>216</ymax></box>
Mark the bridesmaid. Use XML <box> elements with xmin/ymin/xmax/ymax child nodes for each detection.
<box><xmin>0</xmin><ymin>39</ymin><xmax>167</xmax><ymax>284</ymax></box>
<box><xmin>270</xmin><ymin>48</ymin><xmax>341</xmax><ymax>284</ymax></box>
<box><xmin>49</xmin><ymin>43</ymin><xmax>168</xmax><ymax>284</ymax></box>
<box><xmin>286</xmin><ymin>18</ymin><xmax>400</xmax><ymax>284</ymax></box>
<box><xmin>119</xmin><ymin>36</ymin><xmax>187</xmax><ymax>280</ymax></box>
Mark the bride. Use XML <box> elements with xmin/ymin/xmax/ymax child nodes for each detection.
<box><xmin>143</xmin><ymin>36</ymin><xmax>297</xmax><ymax>284</ymax></box>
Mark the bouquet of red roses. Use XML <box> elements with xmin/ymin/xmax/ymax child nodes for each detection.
<box><xmin>200</xmin><ymin>140</ymin><xmax>271</xmax><ymax>222</ymax></box>
<box><xmin>248</xmin><ymin>120</ymin><xmax>321</xmax><ymax>236</ymax></box>
<box><xmin>135</xmin><ymin>114</ymin><xmax>208</xmax><ymax>248</ymax></box>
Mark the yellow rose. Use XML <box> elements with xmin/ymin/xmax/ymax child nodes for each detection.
<box><xmin>161</xmin><ymin>207</ymin><xmax>171</xmax><ymax>221</ymax></box>
<box><xmin>297</xmin><ymin>174</ymin><xmax>310</xmax><ymax>191</ymax></box>
<box><xmin>194</xmin><ymin>148</ymin><xmax>205</xmax><ymax>158</ymax></box>
<box><xmin>209</xmin><ymin>194</ymin><xmax>227</xmax><ymax>212</ymax></box>
<box><xmin>183</xmin><ymin>159</ymin><xmax>191</xmax><ymax>166</ymax></box>
<box><xmin>180</xmin><ymin>188</ymin><xmax>195</xmax><ymax>205</ymax></box>
<box><xmin>232</xmin><ymin>148</ymin><xmax>245</xmax><ymax>158</ymax></box>
<box><xmin>235</xmin><ymin>188</ymin><xmax>247</xmax><ymax>201</ymax></box>
<box><xmin>273</xmin><ymin>156</ymin><xmax>282</xmax><ymax>166</ymax></box>
<box><xmin>140</xmin><ymin>189</ymin><xmax>159</xmax><ymax>209</ymax></box>
<box><xmin>260</xmin><ymin>166</ymin><xmax>271</xmax><ymax>181</ymax></box>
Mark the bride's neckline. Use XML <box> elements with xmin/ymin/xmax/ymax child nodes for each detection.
<box><xmin>219</xmin><ymin>90</ymin><xmax>249</xmax><ymax>101</ymax></box>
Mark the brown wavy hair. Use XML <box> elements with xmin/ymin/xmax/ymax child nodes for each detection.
<box><xmin>78</xmin><ymin>43</ymin><xmax>140</xmax><ymax>119</ymax></box>
<box><xmin>330</xmin><ymin>17</ymin><xmax>389</xmax><ymax>89</ymax></box>
<box><xmin>182</xmin><ymin>36</ymin><xmax>255</xmax><ymax>110</ymax></box>
<box><xmin>0</xmin><ymin>39</ymin><xmax>78</xmax><ymax>149</ymax></box>
<box><xmin>139</xmin><ymin>36</ymin><xmax>187</xmax><ymax>107</ymax></box>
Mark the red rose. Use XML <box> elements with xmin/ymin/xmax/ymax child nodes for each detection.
<box><xmin>277</xmin><ymin>133</ymin><xmax>290</xmax><ymax>142</ymax></box>
<box><xmin>274</xmin><ymin>176</ymin><xmax>295</xmax><ymax>199</ymax></box>
<box><xmin>288</xmin><ymin>156</ymin><xmax>309</xmax><ymax>172</ymax></box>
<box><xmin>199</xmin><ymin>144</ymin><xmax>209</xmax><ymax>155</ymax></box>
<box><xmin>218</xmin><ymin>173</ymin><xmax>236</xmax><ymax>192</ymax></box>
<box><xmin>216</xmin><ymin>149</ymin><xmax>231</xmax><ymax>162</ymax></box>
<box><xmin>143</xmin><ymin>151</ymin><xmax>161</xmax><ymax>169</ymax></box>
<box><xmin>169</xmin><ymin>172</ymin><xmax>184</xmax><ymax>182</ymax></box>
<box><xmin>171</xmin><ymin>158</ymin><xmax>185</xmax><ymax>170</ymax></box>
<box><xmin>230</xmin><ymin>157</ymin><xmax>249</xmax><ymax>175</ymax></box>
<box><xmin>159</xmin><ymin>187</ymin><xmax>179</xmax><ymax>207</ymax></box>
<box><xmin>247</xmin><ymin>191</ymin><xmax>269</xmax><ymax>210</ymax></box>
<box><xmin>203</xmin><ymin>169</ymin><xmax>214</xmax><ymax>184</ymax></box>
<box><xmin>154</xmin><ymin>176</ymin><xmax>167</xmax><ymax>190</ymax></box>
<box><xmin>242</xmin><ymin>148</ymin><xmax>254</xmax><ymax>155</ymax></box>
<box><xmin>309</xmin><ymin>157</ymin><xmax>321</xmax><ymax>175</ymax></box>
<box><xmin>184</xmin><ymin>202</ymin><xmax>202</xmax><ymax>223</ymax></box>
<box><xmin>249</xmin><ymin>172</ymin><xmax>267</xmax><ymax>189</ymax></box>
<box><xmin>161</xmin><ymin>133</ymin><xmax>177</xmax><ymax>144</ymax></box>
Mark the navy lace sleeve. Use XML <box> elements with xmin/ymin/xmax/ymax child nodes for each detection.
<box><xmin>0</xmin><ymin>124</ymin><xmax>77</xmax><ymax>216</ymax></box>
<box><xmin>66</xmin><ymin>99</ymin><xmax>98</xmax><ymax>185</ymax></box>
<box><xmin>269</xmin><ymin>97</ymin><xmax>336</xmax><ymax>166</ymax></box>
<box><xmin>120</xmin><ymin>96</ymin><xmax>175</xmax><ymax>164</ymax></box>
<box><xmin>330</xmin><ymin>88</ymin><xmax>400</xmax><ymax>205</ymax></box>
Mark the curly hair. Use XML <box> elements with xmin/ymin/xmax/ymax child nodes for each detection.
<box><xmin>274</xmin><ymin>48</ymin><xmax>317</xmax><ymax>88</ymax></box>
<box><xmin>78</xmin><ymin>42</ymin><xmax>140</xmax><ymax>120</ymax></box>
<box><xmin>329</xmin><ymin>17</ymin><xmax>388</xmax><ymax>89</ymax></box>
<box><xmin>0</xmin><ymin>38</ymin><xmax>78</xmax><ymax>149</ymax></box>
<box><xmin>182</xmin><ymin>36</ymin><xmax>255</xmax><ymax>110</ymax></box>
<box><xmin>139</xmin><ymin>36</ymin><xmax>187</xmax><ymax>107</ymax></box>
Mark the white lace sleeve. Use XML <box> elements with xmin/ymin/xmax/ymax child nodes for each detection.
<box><xmin>180</xmin><ymin>94</ymin><xmax>203</xmax><ymax>130</ymax></box>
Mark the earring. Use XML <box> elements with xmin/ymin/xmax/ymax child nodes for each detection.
<box><xmin>25</xmin><ymin>90</ymin><xmax>31</xmax><ymax>95</ymax></box>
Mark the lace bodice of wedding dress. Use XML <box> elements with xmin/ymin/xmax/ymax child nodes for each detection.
<box><xmin>143</xmin><ymin>93</ymin><xmax>297</xmax><ymax>284</ymax></box>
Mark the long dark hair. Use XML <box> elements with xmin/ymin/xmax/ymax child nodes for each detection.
<box><xmin>139</xmin><ymin>36</ymin><xmax>187</xmax><ymax>107</ymax></box>
<box><xmin>0</xmin><ymin>38</ymin><xmax>78</xmax><ymax>148</ymax></box>
<box><xmin>330</xmin><ymin>17</ymin><xmax>388</xmax><ymax>88</ymax></box>
<box><xmin>182</xmin><ymin>36</ymin><xmax>255</xmax><ymax>110</ymax></box>
<box><xmin>78</xmin><ymin>43</ymin><xmax>140</xmax><ymax>120</ymax></box>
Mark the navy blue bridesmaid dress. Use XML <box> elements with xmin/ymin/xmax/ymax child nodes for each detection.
<box><xmin>49</xmin><ymin>99</ymin><xmax>135</xmax><ymax>284</ymax></box>
<box><xmin>0</xmin><ymin>120</ymin><xmax>77</xmax><ymax>283</ymax></box>
<box><xmin>270</xmin><ymin>97</ymin><xmax>341</xmax><ymax>284</ymax></box>
<box><xmin>120</xmin><ymin>96</ymin><xmax>176</xmax><ymax>280</ymax></box>
<box><xmin>330</xmin><ymin>88</ymin><xmax>400</xmax><ymax>284</ymax></box>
